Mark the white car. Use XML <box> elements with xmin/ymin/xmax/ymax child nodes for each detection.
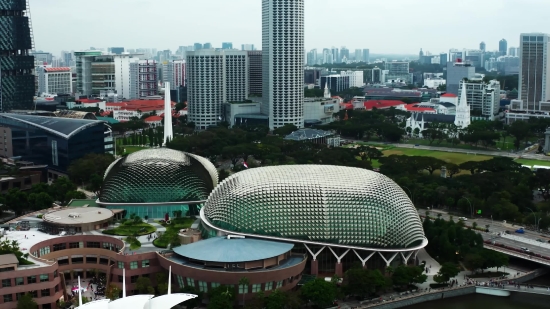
<box><xmin>458</xmin><ymin>217</ymin><xmax>468</xmax><ymax>221</ymax></box>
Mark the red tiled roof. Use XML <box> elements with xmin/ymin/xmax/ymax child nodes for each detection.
<box><xmin>339</xmin><ymin>103</ymin><xmax>353</xmax><ymax>110</ymax></box>
<box><xmin>44</xmin><ymin>67</ymin><xmax>71</xmax><ymax>72</ymax></box>
<box><xmin>364</xmin><ymin>100</ymin><xmax>404</xmax><ymax>110</ymax></box>
<box><xmin>441</xmin><ymin>93</ymin><xmax>457</xmax><ymax>98</ymax></box>
<box><xmin>145</xmin><ymin>116</ymin><xmax>163</xmax><ymax>122</ymax></box>
<box><xmin>78</xmin><ymin>99</ymin><xmax>102</xmax><ymax>104</ymax></box>
<box><xmin>404</xmin><ymin>106</ymin><xmax>436</xmax><ymax>112</ymax></box>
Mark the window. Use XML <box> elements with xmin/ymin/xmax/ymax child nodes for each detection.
<box><xmin>27</xmin><ymin>276</ymin><xmax>36</xmax><ymax>284</ymax></box>
<box><xmin>276</xmin><ymin>281</ymin><xmax>282</xmax><ymax>288</ymax></box>
<box><xmin>30</xmin><ymin>291</ymin><xmax>37</xmax><ymax>298</ymax></box>
<box><xmin>141</xmin><ymin>260</ymin><xmax>149</xmax><ymax>268</ymax></box>
<box><xmin>130</xmin><ymin>261</ymin><xmax>138</xmax><ymax>269</ymax></box>
<box><xmin>252</xmin><ymin>284</ymin><xmax>261</xmax><ymax>293</ymax></box>
<box><xmin>2</xmin><ymin>279</ymin><xmax>11</xmax><ymax>287</ymax></box>
<box><xmin>118</xmin><ymin>262</ymin><xmax>124</xmax><ymax>269</ymax></box>
<box><xmin>15</xmin><ymin>277</ymin><xmax>23</xmax><ymax>286</ymax></box>
<box><xmin>41</xmin><ymin>289</ymin><xmax>50</xmax><ymax>297</ymax></box>
<box><xmin>16</xmin><ymin>293</ymin><xmax>25</xmax><ymax>301</ymax></box>
<box><xmin>198</xmin><ymin>281</ymin><xmax>207</xmax><ymax>292</ymax></box>
<box><xmin>54</xmin><ymin>270</ymin><xmax>58</xmax><ymax>278</ymax></box>
<box><xmin>40</xmin><ymin>274</ymin><xmax>49</xmax><ymax>282</ymax></box>
<box><xmin>87</xmin><ymin>242</ymin><xmax>100</xmax><ymax>248</ymax></box>
<box><xmin>53</xmin><ymin>243</ymin><xmax>66</xmax><ymax>251</ymax></box>
<box><xmin>265</xmin><ymin>282</ymin><xmax>273</xmax><ymax>291</ymax></box>
<box><xmin>69</xmin><ymin>242</ymin><xmax>80</xmax><ymax>249</ymax></box>
<box><xmin>131</xmin><ymin>276</ymin><xmax>138</xmax><ymax>283</ymax></box>
<box><xmin>186</xmin><ymin>277</ymin><xmax>195</xmax><ymax>287</ymax></box>
<box><xmin>0</xmin><ymin>267</ymin><xmax>14</xmax><ymax>272</ymax></box>
<box><xmin>239</xmin><ymin>284</ymin><xmax>248</xmax><ymax>294</ymax></box>
<box><xmin>3</xmin><ymin>294</ymin><xmax>13</xmax><ymax>302</ymax></box>
<box><xmin>55</xmin><ymin>285</ymin><xmax>59</xmax><ymax>293</ymax></box>
<box><xmin>211</xmin><ymin>282</ymin><xmax>220</xmax><ymax>289</ymax></box>
<box><xmin>43</xmin><ymin>304</ymin><xmax>52</xmax><ymax>309</ymax></box>
<box><xmin>118</xmin><ymin>276</ymin><xmax>123</xmax><ymax>282</ymax></box>
<box><xmin>39</xmin><ymin>246</ymin><xmax>51</xmax><ymax>256</ymax></box>
<box><xmin>176</xmin><ymin>275</ymin><xmax>184</xmax><ymax>288</ymax></box>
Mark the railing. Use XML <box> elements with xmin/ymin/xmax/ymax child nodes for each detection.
<box><xmin>484</xmin><ymin>243</ymin><xmax>550</xmax><ymax>265</ymax></box>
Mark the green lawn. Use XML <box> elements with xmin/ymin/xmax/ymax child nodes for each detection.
<box><xmin>153</xmin><ymin>218</ymin><xmax>195</xmax><ymax>248</ymax></box>
<box><xmin>403</xmin><ymin>139</ymin><xmax>487</xmax><ymax>151</ymax></box>
<box><xmin>121</xmin><ymin>146</ymin><xmax>147</xmax><ymax>154</ymax></box>
<box><xmin>102</xmin><ymin>222</ymin><xmax>156</xmax><ymax>236</ymax></box>
<box><xmin>382</xmin><ymin>148</ymin><xmax>493</xmax><ymax>164</ymax></box>
<box><xmin>125</xmin><ymin>236</ymin><xmax>141</xmax><ymax>250</ymax></box>
<box><xmin>515</xmin><ymin>159</ymin><xmax>550</xmax><ymax>167</ymax></box>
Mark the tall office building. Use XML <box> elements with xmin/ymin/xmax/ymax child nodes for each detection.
<box><xmin>161</xmin><ymin>60</ymin><xmax>186</xmax><ymax>90</ymax></box>
<box><xmin>193</xmin><ymin>43</ymin><xmax>203</xmax><ymax>51</ymax></box>
<box><xmin>241</xmin><ymin>44</ymin><xmax>255</xmax><ymax>51</ymax></box>
<box><xmin>362</xmin><ymin>49</ymin><xmax>370</xmax><ymax>63</ymax></box>
<box><xmin>458</xmin><ymin>80</ymin><xmax>501</xmax><ymax>120</ymax></box>
<box><xmin>0</xmin><ymin>0</ymin><xmax>35</xmax><ymax>111</ymax></box>
<box><xmin>203</xmin><ymin>43</ymin><xmax>212</xmax><ymax>49</ymax></box>
<box><xmin>109</xmin><ymin>47</ymin><xmax>124</xmax><ymax>54</ymax></box>
<box><xmin>331</xmin><ymin>47</ymin><xmax>339</xmax><ymax>63</ymax></box>
<box><xmin>129</xmin><ymin>60</ymin><xmax>158</xmax><ymax>99</ymax></box>
<box><xmin>340</xmin><ymin>47</ymin><xmax>350</xmax><ymax>61</ymax></box>
<box><xmin>74</xmin><ymin>50</ymin><xmax>102</xmax><ymax>94</ymax></box>
<box><xmin>479</xmin><ymin>41</ymin><xmax>486</xmax><ymax>52</ymax></box>
<box><xmin>446</xmin><ymin>60</ymin><xmax>476</xmax><ymax>95</ymax></box>
<box><xmin>306</xmin><ymin>49</ymin><xmax>317</xmax><ymax>66</ymax></box>
<box><xmin>262</xmin><ymin>0</ymin><xmax>304</xmax><ymax>129</ymax></box>
<box><xmin>518</xmin><ymin>33</ymin><xmax>550</xmax><ymax>111</ymax></box>
<box><xmin>499</xmin><ymin>39</ymin><xmax>508</xmax><ymax>56</ymax></box>
<box><xmin>222</xmin><ymin>42</ymin><xmax>233</xmax><ymax>49</ymax></box>
<box><xmin>247</xmin><ymin>51</ymin><xmax>262</xmax><ymax>96</ymax></box>
<box><xmin>354</xmin><ymin>49</ymin><xmax>362</xmax><ymax>62</ymax></box>
<box><xmin>509</xmin><ymin>47</ymin><xmax>518</xmax><ymax>57</ymax></box>
<box><xmin>187</xmin><ymin>50</ymin><xmax>248</xmax><ymax>130</ymax></box>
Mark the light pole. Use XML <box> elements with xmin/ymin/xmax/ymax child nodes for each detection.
<box><xmin>526</xmin><ymin>207</ymin><xmax>537</xmax><ymax>230</ymax></box>
<box><xmin>461</xmin><ymin>196</ymin><xmax>473</xmax><ymax>218</ymax></box>
<box><xmin>538</xmin><ymin>218</ymin><xmax>542</xmax><ymax>232</ymax></box>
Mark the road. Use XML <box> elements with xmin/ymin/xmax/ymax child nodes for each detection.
<box><xmin>422</xmin><ymin>209</ymin><xmax>550</xmax><ymax>259</ymax></box>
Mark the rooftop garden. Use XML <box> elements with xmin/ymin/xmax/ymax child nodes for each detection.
<box><xmin>102</xmin><ymin>214</ymin><xmax>156</xmax><ymax>236</ymax></box>
<box><xmin>0</xmin><ymin>239</ymin><xmax>33</xmax><ymax>265</ymax></box>
<box><xmin>153</xmin><ymin>216</ymin><xmax>194</xmax><ymax>249</ymax></box>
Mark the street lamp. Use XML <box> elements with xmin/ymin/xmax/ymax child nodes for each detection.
<box><xmin>526</xmin><ymin>207</ymin><xmax>537</xmax><ymax>231</ymax></box>
<box><xmin>538</xmin><ymin>218</ymin><xmax>542</xmax><ymax>232</ymax></box>
<box><xmin>461</xmin><ymin>196</ymin><xmax>473</xmax><ymax>218</ymax></box>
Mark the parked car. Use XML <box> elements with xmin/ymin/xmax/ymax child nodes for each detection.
<box><xmin>515</xmin><ymin>228</ymin><xmax>525</xmax><ymax>234</ymax></box>
<box><xmin>458</xmin><ymin>217</ymin><xmax>468</xmax><ymax>221</ymax></box>
<box><xmin>520</xmin><ymin>247</ymin><xmax>530</xmax><ymax>252</ymax></box>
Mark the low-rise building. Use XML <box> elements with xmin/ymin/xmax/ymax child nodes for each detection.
<box><xmin>36</xmin><ymin>67</ymin><xmax>72</xmax><ymax>95</ymax></box>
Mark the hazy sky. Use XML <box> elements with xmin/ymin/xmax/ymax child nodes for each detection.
<box><xmin>31</xmin><ymin>0</ymin><xmax>547</xmax><ymax>56</ymax></box>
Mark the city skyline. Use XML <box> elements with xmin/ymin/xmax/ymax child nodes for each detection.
<box><xmin>30</xmin><ymin>0</ymin><xmax>547</xmax><ymax>55</ymax></box>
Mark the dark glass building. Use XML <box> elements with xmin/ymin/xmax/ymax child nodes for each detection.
<box><xmin>0</xmin><ymin>113</ymin><xmax>110</xmax><ymax>172</ymax></box>
<box><xmin>0</xmin><ymin>0</ymin><xmax>35</xmax><ymax>111</ymax></box>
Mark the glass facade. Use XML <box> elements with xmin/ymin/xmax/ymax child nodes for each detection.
<box><xmin>0</xmin><ymin>0</ymin><xmax>35</xmax><ymax>111</ymax></box>
<box><xmin>105</xmin><ymin>203</ymin><xmax>201</xmax><ymax>219</ymax></box>
<box><xmin>204</xmin><ymin>165</ymin><xmax>426</xmax><ymax>249</ymax></box>
<box><xmin>0</xmin><ymin>114</ymin><xmax>107</xmax><ymax>172</ymax></box>
<box><xmin>99</xmin><ymin>149</ymin><xmax>218</xmax><ymax>204</ymax></box>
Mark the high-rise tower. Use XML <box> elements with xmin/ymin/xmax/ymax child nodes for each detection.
<box><xmin>164</xmin><ymin>82</ymin><xmax>173</xmax><ymax>144</ymax></box>
<box><xmin>0</xmin><ymin>0</ymin><xmax>35</xmax><ymax>111</ymax></box>
<box><xmin>518</xmin><ymin>33</ymin><xmax>550</xmax><ymax>111</ymax></box>
<box><xmin>262</xmin><ymin>0</ymin><xmax>304</xmax><ymax>130</ymax></box>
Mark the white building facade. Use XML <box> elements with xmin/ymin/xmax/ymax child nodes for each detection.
<box><xmin>519</xmin><ymin>33</ymin><xmax>550</xmax><ymax>111</ymax></box>
<box><xmin>36</xmin><ymin>67</ymin><xmax>72</xmax><ymax>95</ymax></box>
<box><xmin>114</xmin><ymin>54</ymin><xmax>141</xmax><ymax>100</ymax></box>
<box><xmin>458</xmin><ymin>80</ymin><xmax>501</xmax><ymax>120</ymax></box>
<box><xmin>162</xmin><ymin>60</ymin><xmax>186</xmax><ymax>90</ymax></box>
<box><xmin>454</xmin><ymin>82</ymin><xmax>471</xmax><ymax>128</ymax></box>
<box><xmin>187</xmin><ymin>50</ymin><xmax>249</xmax><ymax>130</ymax></box>
<box><xmin>262</xmin><ymin>0</ymin><xmax>305</xmax><ymax>129</ymax></box>
<box><xmin>129</xmin><ymin>59</ymin><xmax>158</xmax><ymax>99</ymax></box>
<box><xmin>341</xmin><ymin>70</ymin><xmax>364</xmax><ymax>88</ymax></box>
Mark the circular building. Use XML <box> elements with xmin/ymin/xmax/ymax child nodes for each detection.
<box><xmin>41</xmin><ymin>207</ymin><xmax>114</xmax><ymax>233</ymax></box>
<box><xmin>97</xmin><ymin>148</ymin><xmax>218</xmax><ymax>218</ymax></box>
<box><xmin>200</xmin><ymin>165</ymin><xmax>427</xmax><ymax>274</ymax></box>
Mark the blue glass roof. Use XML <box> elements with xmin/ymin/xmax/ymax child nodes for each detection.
<box><xmin>173</xmin><ymin>237</ymin><xmax>294</xmax><ymax>263</ymax></box>
<box><xmin>0</xmin><ymin>113</ymin><xmax>104</xmax><ymax>139</ymax></box>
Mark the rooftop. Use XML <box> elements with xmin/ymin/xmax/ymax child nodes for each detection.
<box><xmin>67</xmin><ymin>199</ymin><xmax>98</xmax><ymax>208</ymax></box>
<box><xmin>0</xmin><ymin>253</ymin><xmax>18</xmax><ymax>266</ymax></box>
<box><xmin>0</xmin><ymin>113</ymin><xmax>105</xmax><ymax>139</ymax></box>
<box><xmin>284</xmin><ymin>128</ymin><xmax>335</xmax><ymax>141</ymax></box>
<box><xmin>43</xmin><ymin>67</ymin><xmax>71</xmax><ymax>72</ymax></box>
<box><xmin>441</xmin><ymin>93</ymin><xmax>458</xmax><ymax>98</ymax></box>
<box><xmin>42</xmin><ymin>207</ymin><xmax>113</xmax><ymax>225</ymax></box>
<box><xmin>173</xmin><ymin>237</ymin><xmax>294</xmax><ymax>263</ymax></box>
<box><xmin>364</xmin><ymin>100</ymin><xmax>405</xmax><ymax>110</ymax></box>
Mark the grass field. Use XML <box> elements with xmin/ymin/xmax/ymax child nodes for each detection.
<box><xmin>515</xmin><ymin>159</ymin><xmax>550</xmax><ymax>167</ymax></box>
<box><xmin>102</xmin><ymin>222</ymin><xmax>156</xmax><ymax>236</ymax></box>
<box><xmin>121</xmin><ymin>146</ymin><xmax>147</xmax><ymax>154</ymax></box>
<box><xmin>153</xmin><ymin>218</ymin><xmax>194</xmax><ymax>248</ymax></box>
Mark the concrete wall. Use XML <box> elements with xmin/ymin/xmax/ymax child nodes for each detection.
<box><xmin>357</xmin><ymin>287</ymin><xmax>475</xmax><ymax>309</ymax></box>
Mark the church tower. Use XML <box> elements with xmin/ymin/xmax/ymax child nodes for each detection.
<box><xmin>454</xmin><ymin>82</ymin><xmax>471</xmax><ymax>128</ymax></box>
<box><xmin>323</xmin><ymin>82</ymin><xmax>331</xmax><ymax>99</ymax></box>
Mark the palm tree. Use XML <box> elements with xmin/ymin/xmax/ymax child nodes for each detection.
<box><xmin>238</xmin><ymin>277</ymin><xmax>250</xmax><ymax>307</ymax></box>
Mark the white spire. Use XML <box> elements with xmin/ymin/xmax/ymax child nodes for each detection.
<box><xmin>454</xmin><ymin>81</ymin><xmax>471</xmax><ymax>129</ymax></box>
<box><xmin>168</xmin><ymin>266</ymin><xmax>172</xmax><ymax>295</ymax></box>
<box><xmin>163</xmin><ymin>83</ymin><xmax>174</xmax><ymax>145</ymax></box>
<box><xmin>78</xmin><ymin>276</ymin><xmax>82</xmax><ymax>307</ymax></box>
<box><xmin>323</xmin><ymin>82</ymin><xmax>331</xmax><ymax>99</ymax></box>
<box><xmin>122</xmin><ymin>268</ymin><xmax>126</xmax><ymax>298</ymax></box>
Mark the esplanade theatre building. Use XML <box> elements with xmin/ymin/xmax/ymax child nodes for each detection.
<box><xmin>0</xmin><ymin>149</ymin><xmax>426</xmax><ymax>309</ymax></box>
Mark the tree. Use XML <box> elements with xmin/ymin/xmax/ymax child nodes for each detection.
<box><xmin>89</xmin><ymin>173</ymin><xmax>104</xmax><ymax>196</ymax></box>
<box><xmin>238</xmin><ymin>277</ymin><xmax>250</xmax><ymax>307</ymax></box>
<box><xmin>463</xmin><ymin>253</ymin><xmax>484</xmax><ymax>272</ymax></box>
<box><xmin>65</xmin><ymin>190</ymin><xmax>87</xmax><ymax>204</ymax></box>
<box><xmin>207</xmin><ymin>285</ymin><xmax>235</xmax><ymax>309</ymax></box>
<box><xmin>434</xmin><ymin>263</ymin><xmax>460</xmax><ymax>283</ymax></box>
<box><xmin>16</xmin><ymin>293</ymin><xmax>37</xmax><ymax>309</ymax></box>
<box><xmin>265</xmin><ymin>289</ymin><xmax>286</xmax><ymax>309</ymax></box>
<box><xmin>300</xmin><ymin>278</ymin><xmax>337</xmax><ymax>308</ymax></box>
<box><xmin>135</xmin><ymin>277</ymin><xmax>155</xmax><ymax>294</ymax></box>
<box><xmin>507</xmin><ymin>120</ymin><xmax>530</xmax><ymax>150</ymax></box>
<box><xmin>446</xmin><ymin>163</ymin><xmax>461</xmax><ymax>178</ymax></box>
<box><xmin>391</xmin><ymin>265</ymin><xmax>426</xmax><ymax>288</ymax></box>
<box><xmin>49</xmin><ymin>177</ymin><xmax>78</xmax><ymax>204</ymax></box>
<box><xmin>105</xmin><ymin>283</ymin><xmax>121</xmax><ymax>300</ymax></box>
<box><xmin>273</xmin><ymin>124</ymin><xmax>298</xmax><ymax>136</ymax></box>
<box><xmin>68</xmin><ymin>153</ymin><xmax>115</xmax><ymax>185</ymax></box>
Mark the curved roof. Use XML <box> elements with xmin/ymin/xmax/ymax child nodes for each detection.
<box><xmin>203</xmin><ymin>165</ymin><xmax>426</xmax><ymax>250</ymax></box>
<box><xmin>42</xmin><ymin>207</ymin><xmax>114</xmax><ymax>225</ymax></box>
<box><xmin>173</xmin><ymin>237</ymin><xmax>294</xmax><ymax>263</ymax></box>
<box><xmin>99</xmin><ymin>149</ymin><xmax>218</xmax><ymax>204</ymax></box>
<box><xmin>54</xmin><ymin>110</ymin><xmax>98</xmax><ymax>120</ymax></box>
<box><xmin>0</xmin><ymin>113</ymin><xmax>104</xmax><ymax>139</ymax></box>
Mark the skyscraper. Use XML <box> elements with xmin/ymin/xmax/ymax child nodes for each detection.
<box><xmin>362</xmin><ymin>49</ymin><xmax>370</xmax><ymax>63</ymax></box>
<box><xmin>479</xmin><ymin>41</ymin><xmax>486</xmax><ymax>52</ymax></box>
<box><xmin>262</xmin><ymin>0</ymin><xmax>304</xmax><ymax>129</ymax></box>
<box><xmin>340</xmin><ymin>47</ymin><xmax>350</xmax><ymax>61</ymax></box>
<box><xmin>222</xmin><ymin>42</ymin><xmax>233</xmax><ymax>49</ymax></box>
<box><xmin>306</xmin><ymin>49</ymin><xmax>317</xmax><ymax>66</ymax></box>
<box><xmin>354</xmin><ymin>49</ymin><xmax>362</xmax><ymax>62</ymax></box>
<box><xmin>0</xmin><ymin>0</ymin><xmax>35</xmax><ymax>111</ymax></box>
<box><xmin>247</xmin><ymin>51</ymin><xmax>262</xmax><ymax>96</ymax></box>
<box><xmin>187</xmin><ymin>50</ymin><xmax>248</xmax><ymax>130</ymax></box>
<box><xmin>499</xmin><ymin>39</ymin><xmax>508</xmax><ymax>56</ymax></box>
<box><xmin>203</xmin><ymin>43</ymin><xmax>212</xmax><ymax>49</ymax></box>
<box><xmin>331</xmin><ymin>47</ymin><xmax>339</xmax><ymax>63</ymax></box>
<box><xmin>518</xmin><ymin>33</ymin><xmax>550</xmax><ymax>111</ymax></box>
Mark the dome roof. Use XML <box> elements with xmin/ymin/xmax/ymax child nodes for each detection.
<box><xmin>99</xmin><ymin>149</ymin><xmax>217</xmax><ymax>204</ymax></box>
<box><xmin>202</xmin><ymin>165</ymin><xmax>426</xmax><ymax>250</ymax></box>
